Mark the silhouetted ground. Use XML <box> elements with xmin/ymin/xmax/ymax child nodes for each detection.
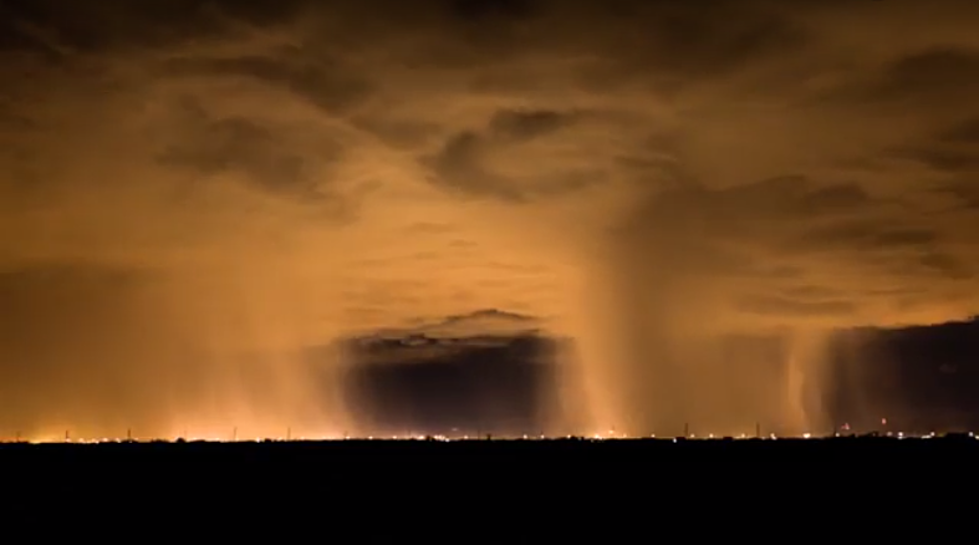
<box><xmin>3</xmin><ymin>437</ymin><xmax>971</xmax><ymax>492</ymax></box>
<box><xmin>3</xmin><ymin>435</ymin><xmax>978</xmax><ymax>456</ymax></box>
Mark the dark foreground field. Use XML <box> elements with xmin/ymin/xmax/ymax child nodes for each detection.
<box><xmin>4</xmin><ymin>434</ymin><xmax>978</xmax><ymax>458</ymax></box>
<box><xmin>3</xmin><ymin>437</ymin><xmax>973</xmax><ymax>497</ymax></box>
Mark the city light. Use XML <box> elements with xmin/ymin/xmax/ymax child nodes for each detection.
<box><xmin>4</xmin><ymin>422</ymin><xmax>979</xmax><ymax>446</ymax></box>
<box><xmin>3</xmin><ymin>430</ymin><xmax>978</xmax><ymax>445</ymax></box>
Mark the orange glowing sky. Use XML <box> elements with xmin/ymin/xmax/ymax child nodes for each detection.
<box><xmin>1</xmin><ymin>0</ymin><xmax>978</xmax><ymax>439</ymax></box>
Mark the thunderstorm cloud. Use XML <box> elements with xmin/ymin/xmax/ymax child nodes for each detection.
<box><xmin>0</xmin><ymin>0</ymin><xmax>977</xmax><ymax>438</ymax></box>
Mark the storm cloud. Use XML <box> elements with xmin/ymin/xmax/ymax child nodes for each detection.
<box><xmin>1</xmin><ymin>0</ymin><xmax>978</xmax><ymax>438</ymax></box>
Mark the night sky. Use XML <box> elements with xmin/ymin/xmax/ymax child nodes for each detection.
<box><xmin>0</xmin><ymin>0</ymin><xmax>977</xmax><ymax>439</ymax></box>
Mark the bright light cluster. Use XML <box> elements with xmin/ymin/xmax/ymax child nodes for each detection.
<box><xmin>1</xmin><ymin>431</ymin><xmax>976</xmax><ymax>444</ymax></box>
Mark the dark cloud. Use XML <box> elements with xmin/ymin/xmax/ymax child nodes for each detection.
<box><xmin>320</xmin><ymin>309</ymin><xmax>560</xmax><ymax>434</ymax></box>
<box><xmin>642</xmin><ymin>6</ymin><xmax>806</xmax><ymax>78</ymax></box>
<box><xmin>889</xmin><ymin>145</ymin><xmax>979</xmax><ymax>173</ymax></box>
<box><xmin>422</xmin><ymin>111</ymin><xmax>601</xmax><ymax>201</ymax></box>
<box><xmin>938</xmin><ymin>118</ymin><xmax>979</xmax><ymax>144</ymax></box>
<box><xmin>782</xmin><ymin>285</ymin><xmax>844</xmax><ymax>300</ymax></box>
<box><xmin>335</xmin><ymin>308</ymin><xmax>562</xmax><ymax>434</ymax></box>
<box><xmin>791</xmin><ymin>223</ymin><xmax>875</xmax><ymax>249</ymax></box>
<box><xmin>447</xmin><ymin>0</ymin><xmax>539</xmax><ymax>23</ymax></box>
<box><xmin>341</xmin><ymin>333</ymin><xmax>562</xmax><ymax>436</ymax></box>
<box><xmin>790</xmin><ymin>223</ymin><xmax>938</xmax><ymax>253</ymax></box>
<box><xmin>569</xmin><ymin>0</ymin><xmax>808</xmax><ymax>93</ymax></box>
<box><xmin>736</xmin><ymin>294</ymin><xmax>856</xmax><ymax>318</ymax></box>
<box><xmin>423</xmin><ymin>131</ymin><xmax>525</xmax><ymax>201</ymax></box>
<box><xmin>801</xmin><ymin>183</ymin><xmax>873</xmax><ymax>214</ymax></box>
<box><xmin>487</xmin><ymin>108</ymin><xmax>577</xmax><ymax>142</ymax></box>
<box><xmin>882</xmin><ymin>116</ymin><xmax>979</xmax><ymax>176</ymax></box>
<box><xmin>161</xmin><ymin>53</ymin><xmax>373</xmax><ymax>114</ymax></box>
<box><xmin>350</xmin><ymin>117</ymin><xmax>441</xmax><ymax>150</ymax></box>
<box><xmin>0</xmin><ymin>0</ymin><xmax>217</xmax><ymax>56</ymax></box>
<box><xmin>0</xmin><ymin>0</ymin><xmax>306</xmax><ymax>55</ymax></box>
<box><xmin>879</xmin><ymin>47</ymin><xmax>979</xmax><ymax>104</ymax></box>
<box><xmin>157</xmin><ymin>98</ymin><xmax>339</xmax><ymax>198</ymax></box>
<box><xmin>919</xmin><ymin>253</ymin><xmax>973</xmax><ymax>280</ymax></box>
<box><xmin>933</xmin><ymin>181</ymin><xmax>979</xmax><ymax>211</ymax></box>
<box><xmin>820</xmin><ymin>46</ymin><xmax>979</xmax><ymax>114</ymax></box>
<box><xmin>205</xmin><ymin>0</ymin><xmax>310</xmax><ymax>25</ymax></box>
<box><xmin>624</xmin><ymin>175</ymin><xmax>888</xmax><ymax>251</ymax></box>
<box><xmin>826</xmin><ymin>317</ymin><xmax>979</xmax><ymax>432</ymax></box>
<box><xmin>873</xmin><ymin>229</ymin><xmax>938</xmax><ymax>248</ymax></box>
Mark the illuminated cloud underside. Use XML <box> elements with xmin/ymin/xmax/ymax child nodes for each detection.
<box><xmin>0</xmin><ymin>0</ymin><xmax>977</xmax><ymax>438</ymax></box>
